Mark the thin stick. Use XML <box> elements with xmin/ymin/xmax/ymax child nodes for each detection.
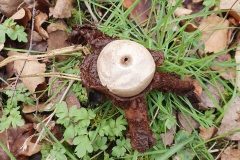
<box><xmin>33</xmin><ymin>80</ymin><xmax>75</xmax><ymax>149</ymax></box>
<box><xmin>0</xmin><ymin>45</ymin><xmax>90</xmax><ymax>68</ymax></box>
<box><xmin>7</xmin><ymin>72</ymin><xmax>81</xmax><ymax>81</ymax></box>
<box><xmin>84</xmin><ymin>0</ymin><xmax>99</xmax><ymax>23</ymax></box>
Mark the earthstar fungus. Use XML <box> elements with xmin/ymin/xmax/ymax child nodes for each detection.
<box><xmin>70</xmin><ymin>25</ymin><xmax>200</xmax><ymax>152</ymax></box>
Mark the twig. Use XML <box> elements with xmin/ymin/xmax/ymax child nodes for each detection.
<box><xmin>0</xmin><ymin>45</ymin><xmax>90</xmax><ymax>68</ymax></box>
<box><xmin>33</xmin><ymin>80</ymin><xmax>75</xmax><ymax>149</ymax></box>
<box><xmin>7</xmin><ymin>72</ymin><xmax>81</xmax><ymax>81</ymax></box>
<box><xmin>84</xmin><ymin>0</ymin><xmax>99</xmax><ymax>23</ymax></box>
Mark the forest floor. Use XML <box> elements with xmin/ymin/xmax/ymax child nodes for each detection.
<box><xmin>0</xmin><ymin>0</ymin><xmax>240</xmax><ymax>160</ymax></box>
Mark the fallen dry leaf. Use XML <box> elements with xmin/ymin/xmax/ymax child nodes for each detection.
<box><xmin>184</xmin><ymin>0</ymin><xmax>204</xmax><ymax>13</ymax></box>
<box><xmin>0</xmin><ymin>0</ymin><xmax>24</xmax><ymax>17</ymax></box>
<box><xmin>174</xmin><ymin>7</ymin><xmax>193</xmax><ymax>17</ymax></box>
<box><xmin>32</xmin><ymin>31</ymin><xmax>43</xmax><ymax>42</ymax></box>
<box><xmin>221</xmin><ymin>147</ymin><xmax>240</xmax><ymax>160</ymax></box>
<box><xmin>199</xmin><ymin>126</ymin><xmax>217</xmax><ymax>140</ymax></box>
<box><xmin>47</xmin><ymin>20</ymin><xmax>67</xmax><ymax>33</ymax></box>
<box><xmin>160</xmin><ymin>124</ymin><xmax>176</xmax><ymax>146</ymax></box>
<box><xmin>10</xmin><ymin>8</ymin><xmax>32</xmax><ymax>27</ymax></box>
<box><xmin>0</xmin><ymin>124</ymin><xmax>37</xmax><ymax>160</ymax></box>
<box><xmin>218</xmin><ymin>96</ymin><xmax>240</xmax><ymax>140</ymax></box>
<box><xmin>49</xmin><ymin>0</ymin><xmax>73</xmax><ymax>18</ymax></box>
<box><xmin>47</xmin><ymin>31</ymin><xmax>69</xmax><ymax>51</ymax></box>
<box><xmin>30</xmin><ymin>31</ymin><xmax>48</xmax><ymax>52</ymax></box>
<box><xmin>34</xmin><ymin>12</ymin><xmax>49</xmax><ymax>39</ymax></box>
<box><xmin>47</xmin><ymin>21</ymin><xmax>69</xmax><ymax>61</ymax></box>
<box><xmin>178</xmin><ymin>112</ymin><xmax>199</xmax><ymax>133</ymax></box>
<box><xmin>22</xmin><ymin>103</ymin><xmax>54</xmax><ymax>113</ymax></box>
<box><xmin>211</xmin><ymin>54</ymin><xmax>236</xmax><ymax>80</ymax></box>
<box><xmin>123</xmin><ymin>0</ymin><xmax>151</xmax><ymax>24</ymax></box>
<box><xmin>48</xmin><ymin>78</ymin><xmax>80</xmax><ymax>108</ymax></box>
<box><xmin>235</xmin><ymin>42</ymin><xmax>240</xmax><ymax>90</ymax></box>
<box><xmin>199</xmin><ymin>83</ymin><xmax>224</xmax><ymax>109</ymax></box>
<box><xmin>220</xmin><ymin>0</ymin><xmax>240</xmax><ymax>23</ymax></box>
<box><xmin>10</xmin><ymin>51</ymin><xmax>46</xmax><ymax>94</ymax></box>
<box><xmin>65</xmin><ymin>91</ymin><xmax>81</xmax><ymax>108</ymax></box>
<box><xmin>25</xmin><ymin>0</ymin><xmax>51</xmax><ymax>13</ymax></box>
<box><xmin>199</xmin><ymin>15</ymin><xmax>230</xmax><ymax>53</ymax></box>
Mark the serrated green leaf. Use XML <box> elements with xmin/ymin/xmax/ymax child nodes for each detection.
<box><xmin>64</xmin><ymin>124</ymin><xmax>75</xmax><ymax>140</ymax></box>
<box><xmin>73</xmin><ymin>135</ymin><xmax>93</xmax><ymax>158</ymax></box>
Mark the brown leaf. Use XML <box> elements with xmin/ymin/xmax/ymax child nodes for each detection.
<box><xmin>47</xmin><ymin>20</ymin><xmax>67</xmax><ymax>33</ymax></box>
<box><xmin>199</xmin><ymin>83</ymin><xmax>224</xmax><ymax>109</ymax></box>
<box><xmin>0</xmin><ymin>124</ymin><xmax>37</xmax><ymax>160</ymax></box>
<box><xmin>199</xmin><ymin>15</ymin><xmax>229</xmax><ymax>53</ymax></box>
<box><xmin>31</xmin><ymin>31</ymin><xmax>48</xmax><ymax>52</ymax></box>
<box><xmin>218</xmin><ymin>96</ymin><xmax>240</xmax><ymax>140</ymax></box>
<box><xmin>0</xmin><ymin>0</ymin><xmax>24</xmax><ymax>17</ymax></box>
<box><xmin>123</xmin><ymin>0</ymin><xmax>151</xmax><ymax>24</ymax></box>
<box><xmin>10</xmin><ymin>51</ymin><xmax>46</xmax><ymax>94</ymax></box>
<box><xmin>65</xmin><ymin>91</ymin><xmax>81</xmax><ymax>108</ymax></box>
<box><xmin>48</xmin><ymin>78</ymin><xmax>80</xmax><ymax>108</ymax></box>
<box><xmin>221</xmin><ymin>147</ymin><xmax>240</xmax><ymax>160</ymax></box>
<box><xmin>25</xmin><ymin>0</ymin><xmax>51</xmax><ymax>14</ymax></box>
<box><xmin>10</xmin><ymin>8</ymin><xmax>32</xmax><ymax>27</ymax></box>
<box><xmin>220</xmin><ymin>0</ymin><xmax>240</xmax><ymax>23</ymax></box>
<box><xmin>19</xmin><ymin>140</ymin><xmax>41</xmax><ymax>157</ymax></box>
<box><xmin>184</xmin><ymin>0</ymin><xmax>204</xmax><ymax>13</ymax></box>
<box><xmin>199</xmin><ymin>126</ymin><xmax>217</xmax><ymax>140</ymax></box>
<box><xmin>47</xmin><ymin>21</ymin><xmax>69</xmax><ymax>61</ymax></box>
<box><xmin>32</xmin><ymin>31</ymin><xmax>43</xmax><ymax>42</ymax></box>
<box><xmin>199</xmin><ymin>15</ymin><xmax>230</xmax><ymax>54</ymax></box>
<box><xmin>211</xmin><ymin>54</ymin><xmax>236</xmax><ymax>80</ymax></box>
<box><xmin>22</xmin><ymin>103</ymin><xmax>54</xmax><ymax>113</ymax></box>
<box><xmin>47</xmin><ymin>31</ymin><xmax>69</xmax><ymax>51</ymax></box>
<box><xmin>160</xmin><ymin>124</ymin><xmax>176</xmax><ymax>146</ymax></box>
<box><xmin>178</xmin><ymin>112</ymin><xmax>199</xmax><ymax>133</ymax></box>
<box><xmin>49</xmin><ymin>0</ymin><xmax>73</xmax><ymax>18</ymax></box>
<box><xmin>34</xmin><ymin>12</ymin><xmax>49</xmax><ymax>39</ymax></box>
<box><xmin>174</xmin><ymin>7</ymin><xmax>193</xmax><ymax>17</ymax></box>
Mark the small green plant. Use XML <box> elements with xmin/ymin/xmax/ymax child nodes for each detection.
<box><xmin>0</xmin><ymin>18</ymin><xmax>28</xmax><ymax>43</ymax></box>
<box><xmin>54</xmin><ymin>101</ymin><xmax>130</xmax><ymax>159</ymax></box>
<box><xmin>112</xmin><ymin>138</ymin><xmax>131</xmax><ymax>158</ymax></box>
<box><xmin>0</xmin><ymin>84</ymin><xmax>34</xmax><ymax>131</ymax></box>
<box><xmin>55</xmin><ymin>102</ymin><xmax>95</xmax><ymax>158</ymax></box>
<box><xmin>44</xmin><ymin>143</ymin><xmax>68</xmax><ymax>160</ymax></box>
<box><xmin>71</xmin><ymin>82</ymin><xmax>88</xmax><ymax>104</ymax></box>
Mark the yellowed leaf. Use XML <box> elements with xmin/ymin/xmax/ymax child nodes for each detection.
<box><xmin>22</xmin><ymin>103</ymin><xmax>54</xmax><ymax>113</ymax></box>
<box><xmin>220</xmin><ymin>0</ymin><xmax>240</xmax><ymax>22</ymax></box>
<box><xmin>174</xmin><ymin>7</ymin><xmax>192</xmax><ymax>17</ymax></box>
<box><xmin>199</xmin><ymin>126</ymin><xmax>217</xmax><ymax>140</ymax></box>
<box><xmin>50</xmin><ymin>0</ymin><xmax>73</xmax><ymax>18</ymax></box>
<box><xmin>0</xmin><ymin>0</ymin><xmax>23</xmax><ymax>17</ymax></box>
<box><xmin>178</xmin><ymin>112</ymin><xmax>199</xmax><ymax>133</ymax></box>
<box><xmin>11</xmin><ymin>8</ymin><xmax>25</xmax><ymax>20</ymax></box>
<box><xmin>221</xmin><ymin>147</ymin><xmax>240</xmax><ymax>160</ymax></box>
<box><xmin>199</xmin><ymin>15</ymin><xmax>229</xmax><ymax>53</ymax></box>
<box><xmin>12</xmin><ymin>52</ymin><xmax>46</xmax><ymax>94</ymax></box>
<box><xmin>220</xmin><ymin>0</ymin><xmax>240</xmax><ymax>12</ymax></box>
<box><xmin>47</xmin><ymin>20</ymin><xmax>67</xmax><ymax>33</ymax></box>
<box><xmin>218</xmin><ymin>96</ymin><xmax>240</xmax><ymax>140</ymax></box>
<box><xmin>20</xmin><ymin>139</ymin><xmax>41</xmax><ymax>157</ymax></box>
<box><xmin>35</xmin><ymin>12</ymin><xmax>49</xmax><ymax>39</ymax></box>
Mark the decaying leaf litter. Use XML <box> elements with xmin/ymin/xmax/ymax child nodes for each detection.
<box><xmin>0</xmin><ymin>0</ymin><xmax>240</xmax><ymax>159</ymax></box>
